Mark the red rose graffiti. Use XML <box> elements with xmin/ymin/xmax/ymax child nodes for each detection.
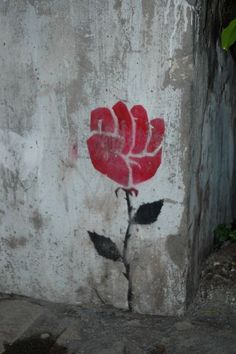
<box><xmin>87</xmin><ymin>101</ymin><xmax>165</xmax><ymax>187</ymax></box>
<box><xmin>87</xmin><ymin>101</ymin><xmax>165</xmax><ymax>311</ymax></box>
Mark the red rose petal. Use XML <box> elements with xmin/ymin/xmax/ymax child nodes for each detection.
<box><xmin>129</xmin><ymin>149</ymin><xmax>162</xmax><ymax>185</ymax></box>
<box><xmin>87</xmin><ymin>134</ymin><xmax>129</xmax><ymax>186</ymax></box>
<box><xmin>147</xmin><ymin>118</ymin><xmax>165</xmax><ymax>153</ymax></box>
<box><xmin>91</xmin><ymin>107</ymin><xmax>115</xmax><ymax>133</ymax></box>
<box><xmin>112</xmin><ymin>101</ymin><xmax>133</xmax><ymax>155</ymax></box>
<box><xmin>87</xmin><ymin>102</ymin><xmax>164</xmax><ymax>187</ymax></box>
<box><xmin>130</xmin><ymin>105</ymin><xmax>149</xmax><ymax>154</ymax></box>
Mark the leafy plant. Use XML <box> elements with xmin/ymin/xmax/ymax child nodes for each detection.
<box><xmin>214</xmin><ymin>223</ymin><xmax>236</xmax><ymax>247</ymax></box>
<box><xmin>221</xmin><ymin>18</ymin><xmax>236</xmax><ymax>51</ymax></box>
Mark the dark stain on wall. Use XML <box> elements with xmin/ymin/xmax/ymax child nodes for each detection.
<box><xmin>131</xmin><ymin>247</ymin><xmax>168</xmax><ymax>314</ymax></box>
<box><xmin>186</xmin><ymin>0</ymin><xmax>197</xmax><ymax>5</ymax></box>
<box><xmin>113</xmin><ymin>0</ymin><xmax>122</xmax><ymax>11</ymax></box>
<box><xmin>141</xmin><ymin>0</ymin><xmax>155</xmax><ymax>45</ymax></box>
<box><xmin>1</xmin><ymin>167</ymin><xmax>26</xmax><ymax>203</ymax></box>
<box><xmin>165</xmin><ymin>234</ymin><xmax>186</xmax><ymax>270</ymax></box>
<box><xmin>3</xmin><ymin>236</ymin><xmax>28</xmax><ymax>249</ymax></box>
<box><xmin>27</xmin><ymin>0</ymin><xmax>52</xmax><ymax>16</ymax></box>
<box><xmin>29</xmin><ymin>210</ymin><xmax>44</xmax><ymax>231</ymax></box>
<box><xmin>1</xmin><ymin>62</ymin><xmax>37</xmax><ymax>135</ymax></box>
<box><xmin>0</xmin><ymin>209</ymin><xmax>5</xmax><ymax>225</ymax></box>
<box><xmin>0</xmin><ymin>0</ymin><xmax>10</xmax><ymax>14</ymax></box>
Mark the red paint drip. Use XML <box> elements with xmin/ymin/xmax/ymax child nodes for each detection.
<box><xmin>71</xmin><ymin>144</ymin><xmax>78</xmax><ymax>160</ymax></box>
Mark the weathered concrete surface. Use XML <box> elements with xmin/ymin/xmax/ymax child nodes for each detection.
<box><xmin>186</xmin><ymin>0</ymin><xmax>236</xmax><ymax>304</ymax></box>
<box><xmin>0</xmin><ymin>295</ymin><xmax>236</xmax><ymax>354</ymax></box>
<box><xmin>0</xmin><ymin>0</ymin><xmax>235</xmax><ymax>315</ymax></box>
<box><xmin>0</xmin><ymin>298</ymin><xmax>43</xmax><ymax>353</ymax></box>
<box><xmin>0</xmin><ymin>0</ymin><xmax>193</xmax><ymax>315</ymax></box>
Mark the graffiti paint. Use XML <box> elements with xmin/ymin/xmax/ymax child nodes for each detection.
<box><xmin>87</xmin><ymin>101</ymin><xmax>165</xmax><ymax>187</ymax></box>
<box><xmin>87</xmin><ymin>101</ymin><xmax>165</xmax><ymax>311</ymax></box>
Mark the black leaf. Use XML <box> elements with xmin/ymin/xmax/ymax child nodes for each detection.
<box><xmin>88</xmin><ymin>231</ymin><xmax>122</xmax><ymax>261</ymax></box>
<box><xmin>133</xmin><ymin>200</ymin><xmax>164</xmax><ymax>225</ymax></box>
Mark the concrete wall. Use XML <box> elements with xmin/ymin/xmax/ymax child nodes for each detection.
<box><xmin>186</xmin><ymin>0</ymin><xmax>236</xmax><ymax>303</ymax></box>
<box><xmin>0</xmin><ymin>0</ymin><xmax>234</xmax><ymax>315</ymax></box>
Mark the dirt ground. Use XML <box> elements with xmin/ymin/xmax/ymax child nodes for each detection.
<box><xmin>0</xmin><ymin>242</ymin><xmax>235</xmax><ymax>354</ymax></box>
<box><xmin>193</xmin><ymin>242</ymin><xmax>236</xmax><ymax>307</ymax></box>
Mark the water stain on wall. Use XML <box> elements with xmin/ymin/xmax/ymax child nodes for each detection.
<box><xmin>55</xmin><ymin>44</ymin><xmax>94</xmax><ymax>156</ymax></box>
<box><xmin>29</xmin><ymin>210</ymin><xmax>44</xmax><ymax>231</ymax></box>
<box><xmin>0</xmin><ymin>209</ymin><xmax>5</xmax><ymax>225</ymax></box>
<box><xmin>131</xmin><ymin>247</ymin><xmax>167</xmax><ymax>314</ymax></box>
<box><xmin>1</xmin><ymin>61</ymin><xmax>37</xmax><ymax>135</ymax></box>
<box><xmin>27</xmin><ymin>0</ymin><xmax>52</xmax><ymax>16</ymax></box>
<box><xmin>163</xmin><ymin>53</ymin><xmax>193</xmax><ymax>90</ymax></box>
<box><xmin>1</xmin><ymin>167</ymin><xmax>26</xmax><ymax>203</ymax></box>
<box><xmin>165</xmin><ymin>234</ymin><xmax>186</xmax><ymax>270</ymax></box>
<box><xmin>142</xmin><ymin>0</ymin><xmax>155</xmax><ymax>45</ymax></box>
<box><xmin>3</xmin><ymin>236</ymin><xmax>28</xmax><ymax>250</ymax></box>
<box><xmin>84</xmin><ymin>193</ymin><xmax>120</xmax><ymax>223</ymax></box>
<box><xmin>113</xmin><ymin>0</ymin><xmax>122</xmax><ymax>11</ymax></box>
<box><xmin>0</xmin><ymin>0</ymin><xmax>10</xmax><ymax>14</ymax></box>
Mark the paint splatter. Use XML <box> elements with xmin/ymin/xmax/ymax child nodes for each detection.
<box><xmin>71</xmin><ymin>143</ymin><xmax>78</xmax><ymax>160</ymax></box>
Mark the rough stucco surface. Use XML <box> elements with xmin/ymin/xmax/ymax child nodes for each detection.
<box><xmin>0</xmin><ymin>0</ymin><xmax>234</xmax><ymax>315</ymax></box>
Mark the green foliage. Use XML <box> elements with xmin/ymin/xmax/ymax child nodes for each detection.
<box><xmin>221</xmin><ymin>18</ymin><xmax>236</xmax><ymax>51</ymax></box>
<box><xmin>214</xmin><ymin>223</ymin><xmax>236</xmax><ymax>247</ymax></box>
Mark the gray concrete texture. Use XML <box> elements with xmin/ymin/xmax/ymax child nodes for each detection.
<box><xmin>0</xmin><ymin>295</ymin><xmax>236</xmax><ymax>353</ymax></box>
<box><xmin>0</xmin><ymin>0</ymin><xmax>235</xmax><ymax>315</ymax></box>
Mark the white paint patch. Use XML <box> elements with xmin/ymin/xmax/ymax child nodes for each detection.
<box><xmin>0</xmin><ymin>130</ymin><xmax>43</xmax><ymax>180</ymax></box>
<box><xmin>164</xmin><ymin>0</ymin><xmax>194</xmax><ymax>56</ymax></box>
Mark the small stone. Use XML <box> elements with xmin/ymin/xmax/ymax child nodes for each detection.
<box><xmin>148</xmin><ymin>344</ymin><xmax>167</xmax><ymax>353</ymax></box>
<box><xmin>40</xmin><ymin>333</ymin><xmax>50</xmax><ymax>339</ymax></box>
<box><xmin>213</xmin><ymin>262</ymin><xmax>220</xmax><ymax>266</ymax></box>
<box><xmin>175</xmin><ymin>321</ymin><xmax>193</xmax><ymax>331</ymax></box>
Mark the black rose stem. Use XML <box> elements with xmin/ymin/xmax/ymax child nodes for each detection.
<box><xmin>115</xmin><ymin>187</ymin><xmax>138</xmax><ymax>311</ymax></box>
<box><xmin>88</xmin><ymin>186</ymin><xmax>163</xmax><ymax>312</ymax></box>
<box><xmin>123</xmin><ymin>189</ymin><xmax>134</xmax><ymax>311</ymax></box>
<box><xmin>119</xmin><ymin>189</ymin><xmax>163</xmax><ymax>311</ymax></box>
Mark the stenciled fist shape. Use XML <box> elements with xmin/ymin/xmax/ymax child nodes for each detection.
<box><xmin>87</xmin><ymin>101</ymin><xmax>165</xmax><ymax>187</ymax></box>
